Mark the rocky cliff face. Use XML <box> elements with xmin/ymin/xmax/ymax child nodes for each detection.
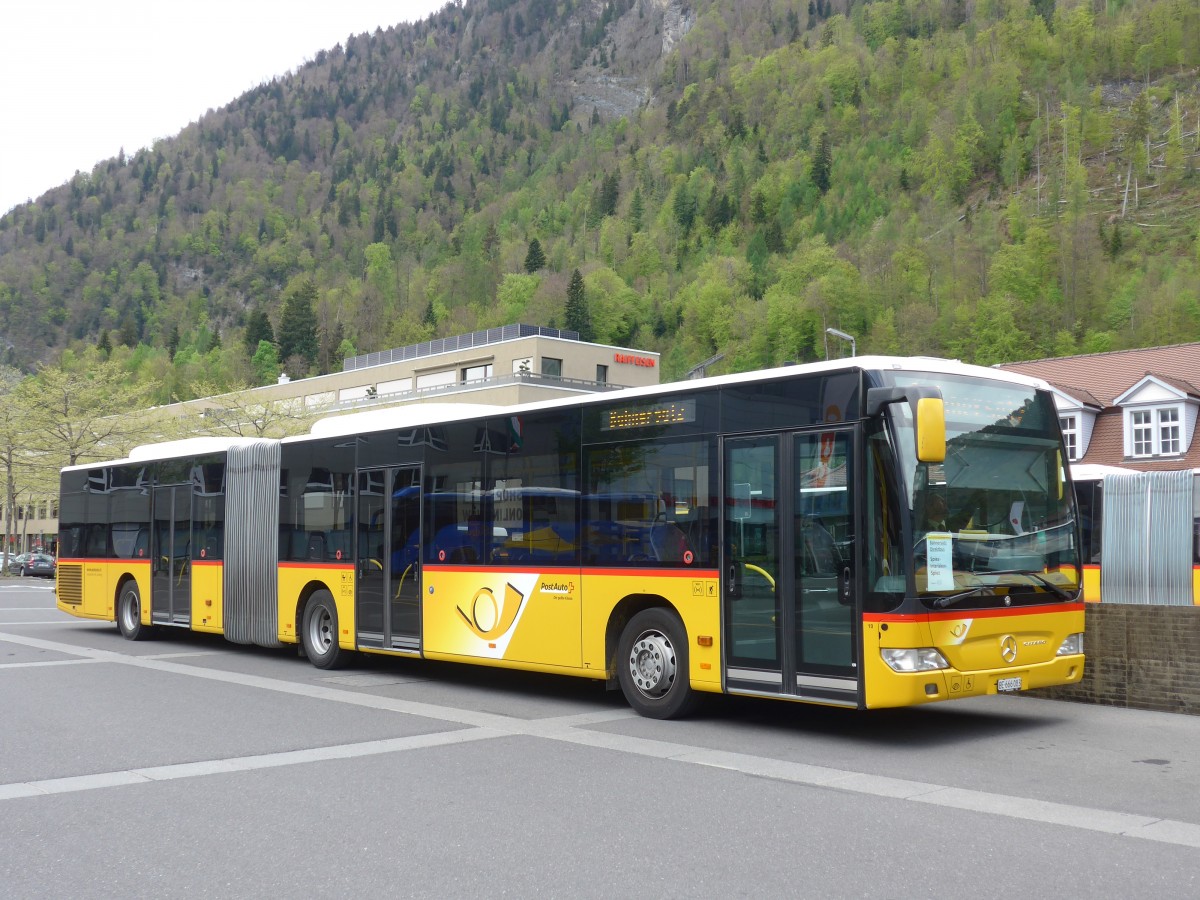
<box><xmin>567</xmin><ymin>0</ymin><xmax>695</xmax><ymax>121</ymax></box>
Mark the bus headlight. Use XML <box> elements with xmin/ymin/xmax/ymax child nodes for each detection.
<box><xmin>881</xmin><ymin>648</ymin><xmax>950</xmax><ymax>672</ymax></box>
<box><xmin>1056</xmin><ymin>633</ymin><xmax>1084</xmax><ymax>656</ymax></box>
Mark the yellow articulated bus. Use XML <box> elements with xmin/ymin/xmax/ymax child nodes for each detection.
<box><xmin>56</xmin><ymin>358</ymin><xmax>1084</xmax><ymax>717</ymax></box>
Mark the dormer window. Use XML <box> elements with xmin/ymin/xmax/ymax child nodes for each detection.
<box><xmin>1059</xmin><ymin>414</ymin><xmax>1079</xmax><ymax>461</ymax></box>
<box><xmin>1048</xmin><ymin>387</ymin><xmax>1097</xmax><ymax>461</ymax></box>
<box><xmin>1115</xmin><ymin>374</ymin><xmax>1198</xmax><ymax>460</ymax></box>
<box><xmin>1128</xmin><ymin>405</ymin><xmax>1183</xmax><ymax>458</ymax></box>
<box><xmin>1160</xmin><ymin>406</ymin><xmax>1181</xmax><ymax>454</ymax></box>
<box><xmin>1132</xmin><ymin>410</ymin><xmax>1153</xmax><ymax>455</ymax></box>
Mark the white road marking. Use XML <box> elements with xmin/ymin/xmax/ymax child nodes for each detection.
<box><xmin>0</xmin><ymin>629</ymin><xmax>1198</xmax><ymax>849</ymax></box>
<box><xmin>0</xmin><ymin>620</ymin><xmax>80</xmax><ymax>625</ymax></box>
<box><xmin>0</xmin><ymin>658</ymin><xmax>108</xmax><ymax>670</ymax></box>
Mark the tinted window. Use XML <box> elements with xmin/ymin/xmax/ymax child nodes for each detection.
<box><xmin>721</xmin><ymin>372</ymin><xmax>859</xmax><ymax>434</ymax></box>
<box><xmin>583</xmin><ymin>437</ymin><xmax>716</xmax><ymax>568</ymax></box>
<box><xmin>492</xmin><ymin>410</ymin><xmax>580</xmax><ymax>565</ymax></box>
<box><xmin>279</xmin><ymin>440</ymin><xmax>355</xmax><ymax>562</ymax></box>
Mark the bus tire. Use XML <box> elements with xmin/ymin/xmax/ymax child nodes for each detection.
<box><xmin>302</xmin><ymin>589</ymin><xmax>347</xmax><ymax>670</ymax></box>
<box><xmin>616</xmin><ymin>608</ymin><xmax>697</xmax><ymax>719</ymax></box>
<box><xmin>116</xmin><ymin>581</ymin><xmax>154</xmax><ymax>641</ymax></box>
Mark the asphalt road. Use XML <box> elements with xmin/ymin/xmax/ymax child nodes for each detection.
<box><xmin>1</xmin><ymin>580</ymin><xmax>1197</xmax><ymax>898</ymax></box>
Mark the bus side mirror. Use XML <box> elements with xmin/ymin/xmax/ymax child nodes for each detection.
<box><xmin>866</xmin><ymin>386</ymin><xmax>946</xmax><ymax>463</ymax></box>
<box><xmin>915</xmin><ymin>397</ymin><xmax>946</xmax><ymax>463</ymax></box>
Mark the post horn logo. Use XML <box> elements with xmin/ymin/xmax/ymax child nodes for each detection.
<box><xmin>458</xmin><ymin>583</ymin><xmax>526</xmax><ymax>640</ymax></box>
<box><xmin>1000</xmin><ymin>634</ymin><xmax>1018</xmax><ymax>664</ymax></box>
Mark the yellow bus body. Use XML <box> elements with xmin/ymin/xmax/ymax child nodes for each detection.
<box><xmin>863</xmin><ymin>604</ymin><xmax>1085</xmax><ymax>708</ymax></box>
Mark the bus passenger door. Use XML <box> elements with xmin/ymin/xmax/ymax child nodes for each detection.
<box><xmin>723</xmin><ymin>430</ymin><xmax>858</xmax><ymax>706</ymax></box>
<box><xmin>355</xmin><ymin>466</ymin><xmax>422</xmax><ymax>654</ymax></box>
<box><xmin>723</xmin><ymin>437</ymin><xmax>784</xmax><ymax>693</ymax></box>
<box><xmin>151</xmin><ymin>483</ymin><xmax>191</xmax><ymax>626</ymax></box>
<box><xmin>791</xmin><ymin>429</ymin><xmax>857</xmax><ymax>700</ymax></box>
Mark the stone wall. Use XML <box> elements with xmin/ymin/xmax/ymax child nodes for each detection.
<box><xmin>1033</xmin><ymin>605</ymin><xmax>1200</xmax><ymax>715</ymax></box>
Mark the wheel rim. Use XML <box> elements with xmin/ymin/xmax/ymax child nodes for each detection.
<box><xmin>627</xmin><ymin>629</ymin><xmax>677</xmax><ymax>699</ymax></box>
<box><xmin>308</xmin><ymin>605</ymin><xmax>334</xmax><ymax>655</ymax></box>
<box><xmin>120</xmin><ymin>590</ymin><xmax>139</xmax><ymax>632</ymax></box>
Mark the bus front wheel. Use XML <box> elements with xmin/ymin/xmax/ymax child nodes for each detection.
<box><xmin>302</xmin><ymin>590</ymin><xmax>347</xmax><ymax>670</ymax></box>
<box><xmin>116</xmin><ymin>581</ymin><xmax>154</xmax><ymax>641</ymax></box>
<box><xmin>617</xmin><ymin>608</ymin><xmax>697</xmax><ymax>719</ymax></box>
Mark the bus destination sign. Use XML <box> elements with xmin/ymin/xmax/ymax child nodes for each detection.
<box><xmin>601</xmin><ymin>398</ymin><xmax>696</xmax><ymax>432</ymax></box>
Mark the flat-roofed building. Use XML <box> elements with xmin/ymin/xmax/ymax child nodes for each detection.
<box><xmin>182</xmin><ymin>324</ymin><xmax>660</xmax><ymax>419</ymax></box>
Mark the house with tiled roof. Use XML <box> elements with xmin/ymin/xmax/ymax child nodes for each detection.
<box><xmin>998</xmin><ymin>343</ymin><xmax>1200</xmax><ymax>471</ymax></box>
<box><xmin>999</xmin><ymin>344</ymin><xmax>1200</xmax><ymax>608</ymax></box>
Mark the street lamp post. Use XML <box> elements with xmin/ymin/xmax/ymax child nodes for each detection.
<box><xmin>825</xmin><ymin>327</ymin><xmax>856</xmax><ymax>358</ymax></box>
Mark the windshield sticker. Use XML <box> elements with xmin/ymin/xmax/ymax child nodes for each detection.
<box><xmin>926</xmin><ymin>533</ymin><xmax>954</xmax><ymax>591</ymax></box>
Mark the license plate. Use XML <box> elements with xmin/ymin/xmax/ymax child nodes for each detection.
<box><xmin>997</xmin><ymin>677</ymin><xmax>1023</xmax><ymax>692</ymax></box>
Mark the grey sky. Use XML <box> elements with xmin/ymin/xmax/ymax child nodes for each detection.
<box><xmin>1</xmin><ymin>1</ymin><xmax>447</xmax><ymax>214</ymax></box>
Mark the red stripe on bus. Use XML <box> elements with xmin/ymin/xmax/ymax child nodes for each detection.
<box><xmin>278</xmin><ymin>561</ymin><xmax>353</xmax><ymax>570</ymax></box>
<box><xmin>423</xmin><ymin>564</ymin><xmax>721</xmax><ymax>578</ymax></box>
<box><xmin>56</xmin><ymin>557</ymin><xmax>150</xmax><ymax>565</ymax></box>
<box><xmin>865</xmin><ymin>602</ymin><xmax>1085</xmax><ymax>623</ymax></box>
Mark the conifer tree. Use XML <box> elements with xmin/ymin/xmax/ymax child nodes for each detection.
<box><xmin>812</xmin><ymin>132</ymin><xmax>832</xmax><ymax>194</ymax></box>
<box><xmin>564</xmin><ymin>269</ymin><xmax>593</xmax><ymax>341</ymax></box>
<box><xmin>278</xmin><ymin>279</ymin><xmax>319</xmax><ymax>366</ymax></box>
<box><xmin>630</xmin><ymin>187</ymin><xmax>645</xmax><ymax>232</ymax></box>
<box><xmin>524</xmin><ymin>238</ymin><xmax>546</xmax><ymax>273</ymax></box>
<box><xmin>244</xmin><ymin>308</ymin><xmax>275</xmax><ymax>353</ymax></box>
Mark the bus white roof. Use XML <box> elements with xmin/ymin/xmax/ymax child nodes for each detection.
<box><xmin>301</xmin><ymin>356</ymin><xmax>1054</xmax><ymax>435</ymax></box>
<box><xmin>66</xmin><ymin>357</ymin><xmax>1056</xmax><ymax>468</ymax></box>
<box><xmin>302</xmin><ymin>403</ymin><xmax>506</xmax><ymax>440</ymax></box>
<box><xmin>62</xmin><ymin>436</ymin><xmax>272</xmax><ymax>472</ymax></box>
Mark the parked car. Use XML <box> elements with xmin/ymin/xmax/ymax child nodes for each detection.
<box><xmin>4</xmin><ymin>553</ymin><xmax>30</xmax><ymax>574</ymax></box>
<box><xmin>16</xmin><ymin>553</ymin><xmax>55</xmax><ymax>577</ymax></box>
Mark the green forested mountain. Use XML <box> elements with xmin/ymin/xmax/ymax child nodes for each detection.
<box><xmin>2</xmin><ymin>0</ymin><xmax>1199</xmax><ymax>402</ymax></box>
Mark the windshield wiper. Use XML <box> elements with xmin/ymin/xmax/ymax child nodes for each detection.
<box><xmin>931</xmin><ymin>586</ymin><xmax>997</xmax><ymax>609</ymax></box>
<box><xmin>930</xmin><ymin>570</ymin><xmax>1072</xmax><ymax>609</ymax></box>
<box><xmin>984</xmin><ymin>569</ymin><xmax>1073</xmax><ymax>601</ymax></box>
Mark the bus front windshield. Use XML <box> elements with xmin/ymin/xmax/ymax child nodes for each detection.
<box><xmin>888</xmin><ymin>372</ymin><xmax>1080</xmax><ymax>610</ymax></box>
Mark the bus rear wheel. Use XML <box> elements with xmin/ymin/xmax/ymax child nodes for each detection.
<box><xmin>302</xmin><ymin>590</ymin><xmax>348</xmax><ymax>669</ymax></box>
<box><xmin>617</xmin><ymin>608</ymin><xmax>697</xmax><ymax>719</ymax></box>
<box><xmin>116</xmin><ymin>581</ymin><xmax>154</xmax><ymax>641</ymax></box>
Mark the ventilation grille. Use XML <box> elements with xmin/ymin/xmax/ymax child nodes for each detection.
<box><xmin>57</xmin><ymin>564</ymin><xmax>83</xmax><ymax>605</ymax></box>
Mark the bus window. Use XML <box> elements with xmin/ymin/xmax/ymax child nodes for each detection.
<box><xmin>425</xmin><ymin>421</ymin><xmax>488</xmax><ymax>564</ymax></box>
<box><xmin>583</xmin><ymin>438</ymin><xmax>715</xmax><ymax>567</ymax></box>
<box><xmin>490</xmin><ymin>411</ymin><xmax>579</xmax><ymax>565</ymax></box>
<box><xmin>865</xmin><ymin>425</ymin><xmax>906</xmax><ymax>611</ymax></box>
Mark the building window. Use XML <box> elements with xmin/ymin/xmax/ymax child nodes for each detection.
<box><xmin>416</xmin><ymin>370</ymin><xmax>457</xmax><ymax>390</ymax></box>
<box><xmin>1160</xmin><ymin>407</ymin><xmax>1181</xmax><ymax>455</ymax></box>
<box><xmin>542</xmin><ymin>357</ymin><xmax>562</xmax><ymax>378</ymax></box>
<box><xmin>461</xmin><ymin>364</ymin><xmax>493</xmax><ymax>383</ymax></box>
<box><xmin>596</xmin><ymin>364</ymin><xmax>608</xmax><ymax>384</ymax></box>
<box><xmin>1129</xmin><ymin>405</ymin><xmax>1184</xmax><ymax>457</ymax></box>
<box><xmin>1131</xmin><ymin>410</ymin><xmax>1153</xmax><ymax>456</ymax></box>
<box><xmin>1059</xmin><ymin>415</ymin><xmax>1078</xmax><ymax>461</ymax></box>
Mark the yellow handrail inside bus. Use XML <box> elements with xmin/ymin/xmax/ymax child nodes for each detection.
<box><xmin>395</xmin><ymin>563</ymin><xmax>414</xmax><ymax>598</ymax></box>
<box><xmin>744</xmin><ymin>563</ymin><xmax>775</xmax><ymax>590</ymax></box>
